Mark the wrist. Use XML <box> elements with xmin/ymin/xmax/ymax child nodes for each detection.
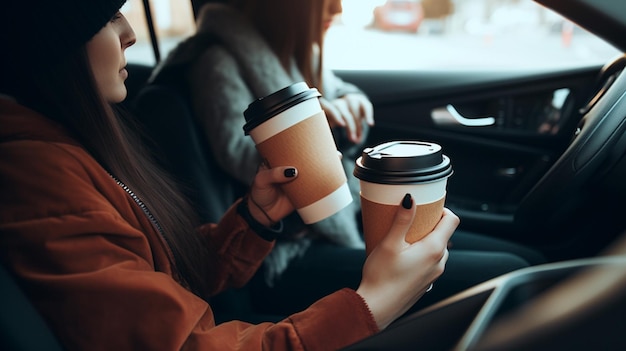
<box><xmin>237</xmin><ymin>196</ymin><xmax>283</xmax><ymax>241</ymax></box>
<box><xmin>356</xmin><ymin>285</ymin><xmax>400</xmax><ymax>330</ymax></box>
<box><xmin>246</xmin><ymin>194</ymin><xmax>277</xmax><ymax>227</ymax></box>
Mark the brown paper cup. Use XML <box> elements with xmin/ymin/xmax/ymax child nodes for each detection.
<box><xmin>249</xmin><ymin>98</ymin><xmax>352</xmax><ymax>224</ymax></box>
<box><xmin>359</xmin><ymin>180</ymin><xmax>448</xmax><ymax>256</ymax></box>
<box><xmin>361</xmin><ymin>195</ymin><xmax>446</xmax><ymax>256</ymax></box>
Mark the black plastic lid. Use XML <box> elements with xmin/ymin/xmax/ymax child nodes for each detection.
<box><xmin>243</xmin><ymin>82</ymin><xmax>321</xmax><ymax>135</ymax></box>
<box><xmin>354</xmin><ymin>141</ymin><xmax>453</xmax><ymax>184</ymax></box>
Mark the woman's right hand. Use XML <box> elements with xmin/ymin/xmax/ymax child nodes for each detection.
<box><xmin>247</xmin><ymin>163</ymin><xmax>298</xmax><ymax>227</ymax></box>
<box><xmin>356</xmin><ymin>195</ymin><xmax>459</xmax><ymax>330</ymax></box>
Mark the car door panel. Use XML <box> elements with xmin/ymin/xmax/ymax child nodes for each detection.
<box><xmin>336</xmin><ymin>66</ymin><xmax>600</xmax><ymax>239</ymax></box>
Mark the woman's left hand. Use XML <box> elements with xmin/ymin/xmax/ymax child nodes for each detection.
<box><xmin>248</xmin><ymin>164</ymin><xmax>298</xmax><ymax>227</ymax></box>
<box><xmin>321</xmin><ymin>93</ymin><xmax>374</xmax><ymax>144</ymax></box>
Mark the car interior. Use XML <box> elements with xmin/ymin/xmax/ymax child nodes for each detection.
<box><xmin>2</xmin><ymin>0</ymin><xmax>625</xmax><ymax>350</ymax></box>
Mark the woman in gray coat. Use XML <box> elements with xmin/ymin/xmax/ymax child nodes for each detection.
<box><xmin>185</xmin><ymin>0</ymin><xmax>372</xmax><ymax>286</ymax></box>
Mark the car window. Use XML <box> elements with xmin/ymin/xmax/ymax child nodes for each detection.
<box><xmin>331</xmin><ymin>0</ymin><xmax>621</xmax><ymax>70</ymax></box>
<box><xmin>121</xmin><ymin>0</ymin><xmax>196</xmax><ymax>66</ymax></box>
<box><xmin>123</xmin><ymin>0</ymin><xmax>621</xmax><ymax>70</ymax></box>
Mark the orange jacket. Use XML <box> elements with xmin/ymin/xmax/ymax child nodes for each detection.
<box><xmin>0</xmin><ymin>98</ymin><xmax>378</xmax><ymax>351</ymax></box>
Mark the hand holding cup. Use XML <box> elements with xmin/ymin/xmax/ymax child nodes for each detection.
<box><xmin>354</xmin><ymin>141</ymin><xmax>454</xmax><ymax>255</ymax></box>
<box><xmin>248</xmin><ymin>164</ymin><xmax>299</xmax><ymax>227</ymax></box>
<box><xmin>356</xmin><ymin>195</ymin><xmax>459</xmax><ymax>330</ymax></box>
<box><xmin>244</xmin><ymin>82</ymin><xmax>353</xmax><ymax>224</ymax></box>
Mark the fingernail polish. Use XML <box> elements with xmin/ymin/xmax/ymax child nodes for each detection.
<box><xmin>284</xmin><ymin>168</ymin><xmax>296</xmax><ymax>177</ymax></box>
<box><xmin>402</xmin><ymin>193</ymin><xmax>412</xmax><ymax>209</ymax></box>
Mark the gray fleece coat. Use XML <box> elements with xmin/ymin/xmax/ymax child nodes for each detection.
<box><xmin>152</xmin><ymin>3</ymin><xmax>369</xmax><ymax>284</ymax></box>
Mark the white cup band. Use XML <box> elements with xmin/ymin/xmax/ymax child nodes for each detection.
<box><xmin>249</xmin><ymin>98</ymin><xmax>322</xmax><ymax>144</ymax></box>
<box><xmin>359</xmin><ymin>179</ymin><xmax>448</xmax><ymax>205</ymax></box>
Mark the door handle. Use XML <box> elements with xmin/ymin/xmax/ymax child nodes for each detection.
<box><xmin>431</xmin><ymin>104</ymin><xmax>496</xmax><ymax>127</ymax></box>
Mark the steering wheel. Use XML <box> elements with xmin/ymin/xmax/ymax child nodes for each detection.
<box><xmin>514</xmin><ymin>55</ymin><xmax>626</xmax><ymax>234</ymax></box>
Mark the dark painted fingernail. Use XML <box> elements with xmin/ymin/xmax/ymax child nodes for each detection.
<box><xmin>402</xmin><ymin>193</ymin><xmax>412</xmax><ymax>209</ymax></box>
<box><xmin>284</xmin><ymin>168</ymin><xmax>296</xmax><ymax>177</ymax></box>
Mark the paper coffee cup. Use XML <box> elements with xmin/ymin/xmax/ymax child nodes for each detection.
<box><xmin>243</xmin><ymin>82</ymin><xmax>352</xmax><ymax>224</ymax></box>
<box><xmin>353</xmin><ymin>141</ymin><xmax>453</xmax><ymax>255</ymax></box>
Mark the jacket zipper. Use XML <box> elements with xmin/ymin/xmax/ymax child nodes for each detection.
<box><xmin>109</xmin><ymin>174</ymin><xmax>165</xmax><ymax>236</ymax></box>
<box><xmin>108</xmin><ymin>173</ymin><xmax>191</xmax><ymax>290</ymax></box>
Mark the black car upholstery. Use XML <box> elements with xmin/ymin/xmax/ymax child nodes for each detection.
<box><xmin>0</xmin><ymin>264</ymin><xmax>64</xmax><ymax>351</ymax></box>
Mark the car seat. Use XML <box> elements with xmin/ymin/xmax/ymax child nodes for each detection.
<box><xmin>0</xmin><ymin>263</ymin><xmax>64</xmax><ymax>351</ymax></box>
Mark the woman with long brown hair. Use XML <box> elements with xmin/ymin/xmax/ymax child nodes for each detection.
<box><xmin>155</xmin><ymin>0</ymin><xmax>376</xmax><ymax>301</ymax></box>
<box><xmin>0</xmin><ymin>0</ymin><xmax>458</xmax><ymax>349</ymax></box>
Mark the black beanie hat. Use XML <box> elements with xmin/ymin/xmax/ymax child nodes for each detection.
<box><xmin>2</xmin><ymin>0</ymin><xmax>127</xmax><ymax>72</ymax></box>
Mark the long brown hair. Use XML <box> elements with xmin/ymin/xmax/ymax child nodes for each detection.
<box><xmin>7</xmin><ymin>48</ymin><xmax>213</xmax><ymax>299</ymax></box>
<box><xmin>232</xmin><ymin>0</ymin><xmax>326</xmax><ymax>91</ymax></box>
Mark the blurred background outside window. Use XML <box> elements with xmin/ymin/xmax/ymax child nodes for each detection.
<box><xmin>122</xmin><ymin>0</ymin><xmax>621</xmax><ymax>70</ymax></box>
